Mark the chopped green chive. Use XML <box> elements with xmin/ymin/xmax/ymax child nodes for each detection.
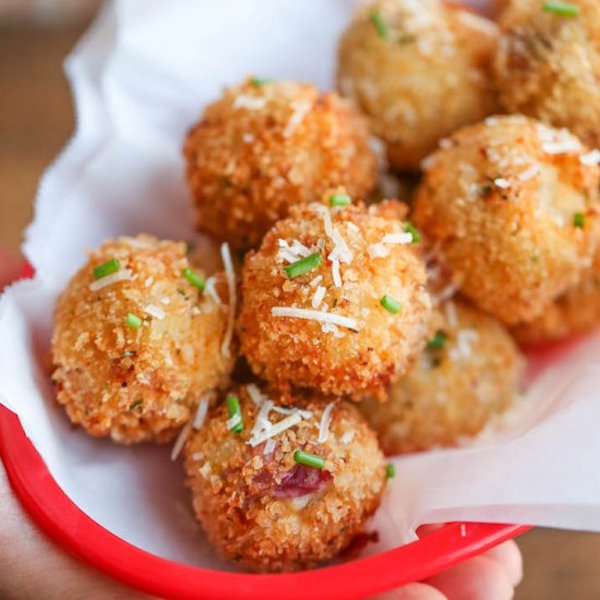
<box><xmin>380</xmin><ymin>294</ymin><xmax>401</xmax><ymax>314</ymax></box>
<box><xmin>404</xmin><ymin>222</ymin><xmax>421</xmax><ymax>243</ymax></box>
<box><xmin>284</xmin><ymin>252</ymin><xmax>323</xmax><ymax>278</ymax></box>
<box><xmin>250</xmin><ymin>76</ymin><xmax>270</xmax><ymax>87</ymax></box>
<box><xmin>386</xmin><ymin>463</ymin><xmax>395</xmax><ymax>479</ymax></box>
<box><xmin>93</xmin><ymin>258</ymin><xmax>120</xmax><ymax>280</ymax></box>
<box><xmin>125</xmin><ymin>313</ymin><xmax>142</xmax><ymax>329</ymax></box>
<box><xmin>480</xmin><ymin>184</ymin><xmax>493</xmax><ymax>196</ymax></box>
<box><xmin>543</xmin><ymin>1</ymin><xmax>580</xmax><ymax>17</ymax></box>
<box><xmin>226</xmin><ymin>394</ymin><xmax>243</xmax><ymax>434</ymax></box>
<box><xmin>370</xmin><ymin>10</ymin><xmax>389</xmax><ymax>39</ymax></box>
<box><xmin>427</xmin><ymin>330</ymin><xmax>447</xmax><ymax>350</ymax></box>
<box><xmin>183</xmin><ymin>267</ymin><xmax>206</xmax><ymax>292</ymax></box>
<box><xmin>330</xmin><ymin>193</ymin><xmax>352</xmax><ymax>207</ymax></box>
<box><xmin>573</xmin><ymin>212</ymin><xmax>585</xmax><ymax>228</ymax></box>
<box><xmin>294</xmin><ymin>450</ymin><xmax>325</xmax><ymax>469</ymax></box>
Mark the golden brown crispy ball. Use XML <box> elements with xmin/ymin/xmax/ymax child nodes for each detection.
<box><xmin>238</xmin><ymin>200</ymin><xmax>432</xmax><ymax>399</ymax></box>
<box><xmin>360</xmin><ymin>299</ymin><xmax>523</xmax><ymax>454</ymax></box>
<box><xmin>494</xmin><ymin>0</ymin><xmax>600</xmax><ymax>149</ymax></box>
<box><xmin>512</xmin><ymin>249</ymin><xmax>600</xmax><ymax>346</ymax></box>
<box><xmin>412</xmin><ymin>115</ymin><xmax>600</xmax><ymax>325</ymax></box>
<box><xmin>183</xmin><ymin>79</ymin><xmax>377</xmax><ymax>251</ymax></box>
<box><xmin>337</xmin><ymin>0</ymin><xmax>498</xmax><ymax>171</ymax></box>
<box><xmin>51</xmin><ymin>235</ymin><xmax>235</xmax><ymax>443</ymax></box>
<box><xmin>183</xmin><ymin>385</ymin><xmax>386</xmax><ymax>572</ymax></box>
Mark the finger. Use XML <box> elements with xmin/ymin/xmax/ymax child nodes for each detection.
<box><xmin>376</xmin><ymin>582</ymin><xmax>447</xmax><ymax>600</ymax></box>
<box><xmin>0</xmin><ymin>462</ymin><xmax>152</xmax><ymax>599</ymax></box>
<box><xmin>425</xmin><ymin>555</ymin><xmax>515</xmax><ymax>600</ymax></box>
<box><xmin>483</xmin><ymin>540</ymin><xmax>523</xmax><ymax>587</ymax></box>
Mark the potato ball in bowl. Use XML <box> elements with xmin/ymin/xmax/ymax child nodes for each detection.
<box><xmin>238</xmin><ymin>198</ymin><xmax>432</xmax><ymax>399</ymax></box>
<box><xmin>412</xmin><ymin>115</ymin><xmax>600</xmax><ymax>325</ymax></box>
<box><xmin>183</xmin><ymin>384</ymin><xmax>387</xmax><ymax>572</ymax></box>
<box><xmin>359</xmin><ymin>299</ymin><xmax>524</xmax><ymax>454</ymax></box>
<box><xmin>51</xmin><ymin>235</ymin><xmax>235</xmax><ymax>443</ymax></box>
<box><xmin>494</xmin><ymin>0</ymin><xmax>600</xmax><ymax>149</ymax></box>
<box><xmin>337</xmin><ymin>0</ymin><xmax>498</xmax><ymax>170</ymax></box>
<box><xmin>183</xmin><ymin>78</ymin><xmax>377</xmax><ymax>251</ymax></box>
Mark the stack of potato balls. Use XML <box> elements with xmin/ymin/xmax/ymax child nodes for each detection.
<box><xmin>50</xmin><ymin>0</ymin><xmax>600</xmax><ymax>572</ymax></box>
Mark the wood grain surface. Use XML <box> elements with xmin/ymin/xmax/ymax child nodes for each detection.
<box><xmin>1</xmin><ymin>19</ymin><xmax>599</xmax><ymax>600</ymax></box>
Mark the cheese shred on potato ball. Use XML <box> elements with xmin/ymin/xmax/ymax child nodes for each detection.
<box><xmin>360</xmin><ymin>300</ymin><xmax>523</xmax><ymax>454</ymax></box>
<box><xmin>494</xmin><ymin>0</ymin><xmax>600</xmax><ymax>149</ymax></box>
<box><xmin>183</xmin><ymin>78</ymin><xmax>377</xmax><ymax>251</ymax></box>
<box><xmin>337</xmin><ymin>0</ymin><xmax>498</xmax><ymax>170</ymax></box>
<box><xmin>183</xmin><ymin>385</ymin><xmax>386</xmax><ymax>572</ymax></box>
<box><xmin>51</xmin><ymin>235</ymin><xmax>235</xmax><ymax>443</ymax></box>
<box><xmin>512</xmin><ymin>250</ymin><xmax>600</xmax><ymax>347</ymax></box>
<box><xmin>412</xmin><ymin>115</ymin><xmax>600</xmax><ymax>325</ymax></box>
<box><xmin>238</xmin><ymin>199</ymin><xmax>432</xmax><ymax>399</ymax></box>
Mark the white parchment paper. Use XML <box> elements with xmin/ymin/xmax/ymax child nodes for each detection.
<box><xmin>2</xmin><ymin>0</ymin><xmax>600</xmax><ymax>568</ymax></box>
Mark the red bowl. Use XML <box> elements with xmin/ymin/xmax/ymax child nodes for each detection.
<box><xmin>0</xmin><ymin>263</ymin><xmax>530</xmax><ymax>598</ymax></box>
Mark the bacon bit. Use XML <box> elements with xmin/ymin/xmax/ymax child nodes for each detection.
<box><xmin>272</xmin><ymin>464</ymin><xmax>333</xmax><ymax>498</ymax></box>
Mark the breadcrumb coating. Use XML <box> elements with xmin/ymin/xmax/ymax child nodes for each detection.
<box><xmin>412</xmin><ymin>115</ymin><xmax>600</xmax><ymax>325</ymax></box>
<box><xmin>337</xmin><ymin>0</ymin><xmax>498</xmax><ymax>170</ymax></box>
<box><xmin>183</xmin><ymin>79</ymin><xmax>377</xmax><ymax>251</ymax></box>
<box><xmin>183</xmin><ymin>386</ymin><xmax>386</xmax><ymax>572</ymax></box>
<box><xmin>238</xmin><ymin>200</ymin><xmax>432</xmax><ymax>399</ymax></box>
<box><xmin>51</xmin><ymin>235</ymin><xmax>234</xmax><ymax>443</ymax></box>
<box><xmin>360</xmin><ymin>300</ymin><xmax>523</xmax><ymax>454</ymax></box>
<box><xmin>512</xmin><ymin>249</ymin><xmax>600</xmax><ymax>346</ymax></box>
<box><xmin>494</xmin><ymin>0</ymin><xmax>600</xmax><ymax>149</ymax></box>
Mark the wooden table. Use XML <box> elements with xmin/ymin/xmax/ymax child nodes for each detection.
<box><xmin>1</xmin><ymin>19</ymin><xmax>600</xmax><ymax>600</ymax></box>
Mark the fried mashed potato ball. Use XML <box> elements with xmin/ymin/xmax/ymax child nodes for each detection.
<box><xmin>512</xmin><ymin>250</ymin><xmax>600</xmax><ymax>347</ymax></box>
<box><xmin>337</xmin><ymin>0</ymin><xmax>498</xmax><ymax>170</ymax></box>
<box><xmin>183</xmin><ymin>385</ymin><xmax>386</xmax><ymax>572</ymax></box>
<box><xmin>183</xmin><ymin>78</ymin><xmax>377</xmax><ymax>251</ymax></box>
<box><xmin>238</xmin><ymin>201</ymin><xmax>432</xmax><ymax>399</ymax></box>
<box><xmin>51</xmin><ymin>235</ymin><xmax>235</xmax><ymax>443</ymax></box>
<box><xmin>494</xmin><ymin>0</ymin><xmax>600</xmax><ymax>149</ymax></box>
<box><xmin>412</xmin><ymin>115</ymin><xmax>600</xmax><ymax>325</ymax></box>
<box><xmin>359</xmin><ymin>300</ymin><xmax>523</xmax><ymax>454</ymax></box>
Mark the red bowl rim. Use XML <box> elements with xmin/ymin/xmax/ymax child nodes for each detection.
<box><xmin>0</xmin><ymin>264</ymin><xmax>530</xmax><ymax>598</ymax></box>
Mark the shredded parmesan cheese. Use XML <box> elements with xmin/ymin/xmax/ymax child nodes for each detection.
<box><xmin>246</xmin><ymin>383</ymin><xmax>265</xmax><ymax>407</ymax></box>
<box><xmin>271</xmin><ymin>306</ymin><xmax>358</xmax><ymax>331</ymax></box>
<box><xmin>494</xmin><ymin>177</ymin><xmax>510</xmax><ymax>189</ymax></box>
<box><xmin>193</xmin><ymin>396</ymin><xmax>209</xmax><ymax>430</ymax></box>
<box><xmin>341</xmin><ymin>430</ymin><xmax>355</xmax><ymax>444</ymax></box>
<box><xmin>518</xmin><ymin>165</ymin><xmax>541</xmax><ymax>181</ymax></box>
<box><xmin>310</xmin><ymin>203</ymin><xmax>333</xmax><ymax>237</ymax></box>
<box><xmin>580</xmin><ymin>149</ymin><xmax>600</xmax><ymax>166</ymax></box>
<box><xmin>220</xmin><ymin>242</ymin><xmax>236</xmax><ymax>358</ymax></box>
<box><xmin>382</xmin><ymin>232</ymin><xmax>413</xmax><ymax>245</ymax></box>
<box><xmin>283</xmin><ymin>99</ymin><xmax>312</xmax><ymax>138</ymax></box>
<box><xmin>445</xmin><ymin>301</ymin><xmax>458</xmax><ymax>329</ymax></box>
<box><xmin>144</xmin><ymin>304</ymin><xmax>166</xmax><ymax>320</ymax></box>
<box><xmin>331</xmin><ymin>258</ymin><xmax>342</xmax><ymax>287</ymax></box>
<box><xmin>226</xmin><ymin>413</ymin><xmax>242</xmax><ymax>430</ymax></box>
<box><xmin>233</xmin><ymin>94</ymin><xmax>266</xmax><ymax>110</ymax></box>
<box><xmin>170</xmin><ymin>421</ymin><xmax>192</xmax><ymax>461</ymax></box>
<box><xmin>317</xmin><ymin>402</ymin><xmax>334</xmax><ymax>444</ymax></box>
<box><xmin>89</xmin><ymin>269</ymin><xmax>132</xmax><ymax>291</ymax></box>
<box><xmin>309</xmin><ymin>275</ymin><xmax>323</xmax><ymax>287</ymax></box>
<box><xmin>367</xmin><ymin>243</ymin><xmax>389</xmax><ymax>259</ymax></box>
<box><xmin>347</xmin><ymin>222</ymin><xmax>360</xmax><ymax>233</ymax></box>
<box><xmin>204</xmin><ymin>276</ymin><xmax>221</xmax><ymax>305</ymax></box>
<box><xmin>248</xmin><ymin>412</ymin><xmax>302</xmax><ymax>447</ymax></box>
<box><xmin>312</xmin><ymin>286</ymin><xmax>326</xmax><ymax>309</ymax></box>
<box><xmin>264</xmin><ymin>438</ymin><xmax>276</xmax><ymax>455</ymax></box>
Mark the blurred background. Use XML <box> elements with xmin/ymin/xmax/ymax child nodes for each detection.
<box><xmin>1</xmin><ymin>1</ymin><xmax>600</xmax><ymax>598</ymax></box>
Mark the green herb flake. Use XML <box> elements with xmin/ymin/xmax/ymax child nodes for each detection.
<box><xmin>284</xmin><ymin>252</ymin><xmax>323</xmax><ymax>278</ymax></box>
<box><xmin>329</xmin><ymin>193</ymin><xmax>352</xmax><ymax>207</ymax></box>
<box><xmin>404</xmin><ymin>222</ymin><xmax>421</xmax><ymax>243</ymax></box>
<box><xmin>427</xmin><ymin>330</ymin><xmax>447</xmax><ymax>350</ymax></box>
<box><xmin>294</xmin><ymin>450</ymin><xmax>325</xmax><ymax>470</ymax></box>
<box><xmin>125</xmin><ymin>313</ymin><xmax>142</xmax><ymax>329</ymax></box>
<box><xmin>250</xmin><ymin>76</ymin><xmax>270</xmax><ymax>87</ymax></box>
<box><xmin>226</xmin><ymin>394</ymin><xmax>243</xmax><ymax>434</ymax></box>
<box><xmin>93</xmin><ymin>258</ymin><xmax>120</xmax><ymax>280</ymax></box>
<box><xmin>573</xmin><ymin>212</ymin><xmax>585</xmax><ymax>228</ymax></box>
<box><xmin>183</xmin><ymin>267</ymin><xmax>206</xmax><ymax>292</ymax></box>
<box><xmin>386</xmin><ymin>463</ymin><xmax>396</xmax><ymax>479</ymax></box>
<box><xmin>380</xmin><ymin>294</ymin><xmax>401</xmax><ymax>314</ymax></box>
<box><xmin>543</xmin><ymin>1</ymin><xmax>580</xmax><ymax>17</ymax></box>
<box><xmin>370</xmin><ymin>10</ymin><xmax>389</xmax><ymax>39</ymax></box>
